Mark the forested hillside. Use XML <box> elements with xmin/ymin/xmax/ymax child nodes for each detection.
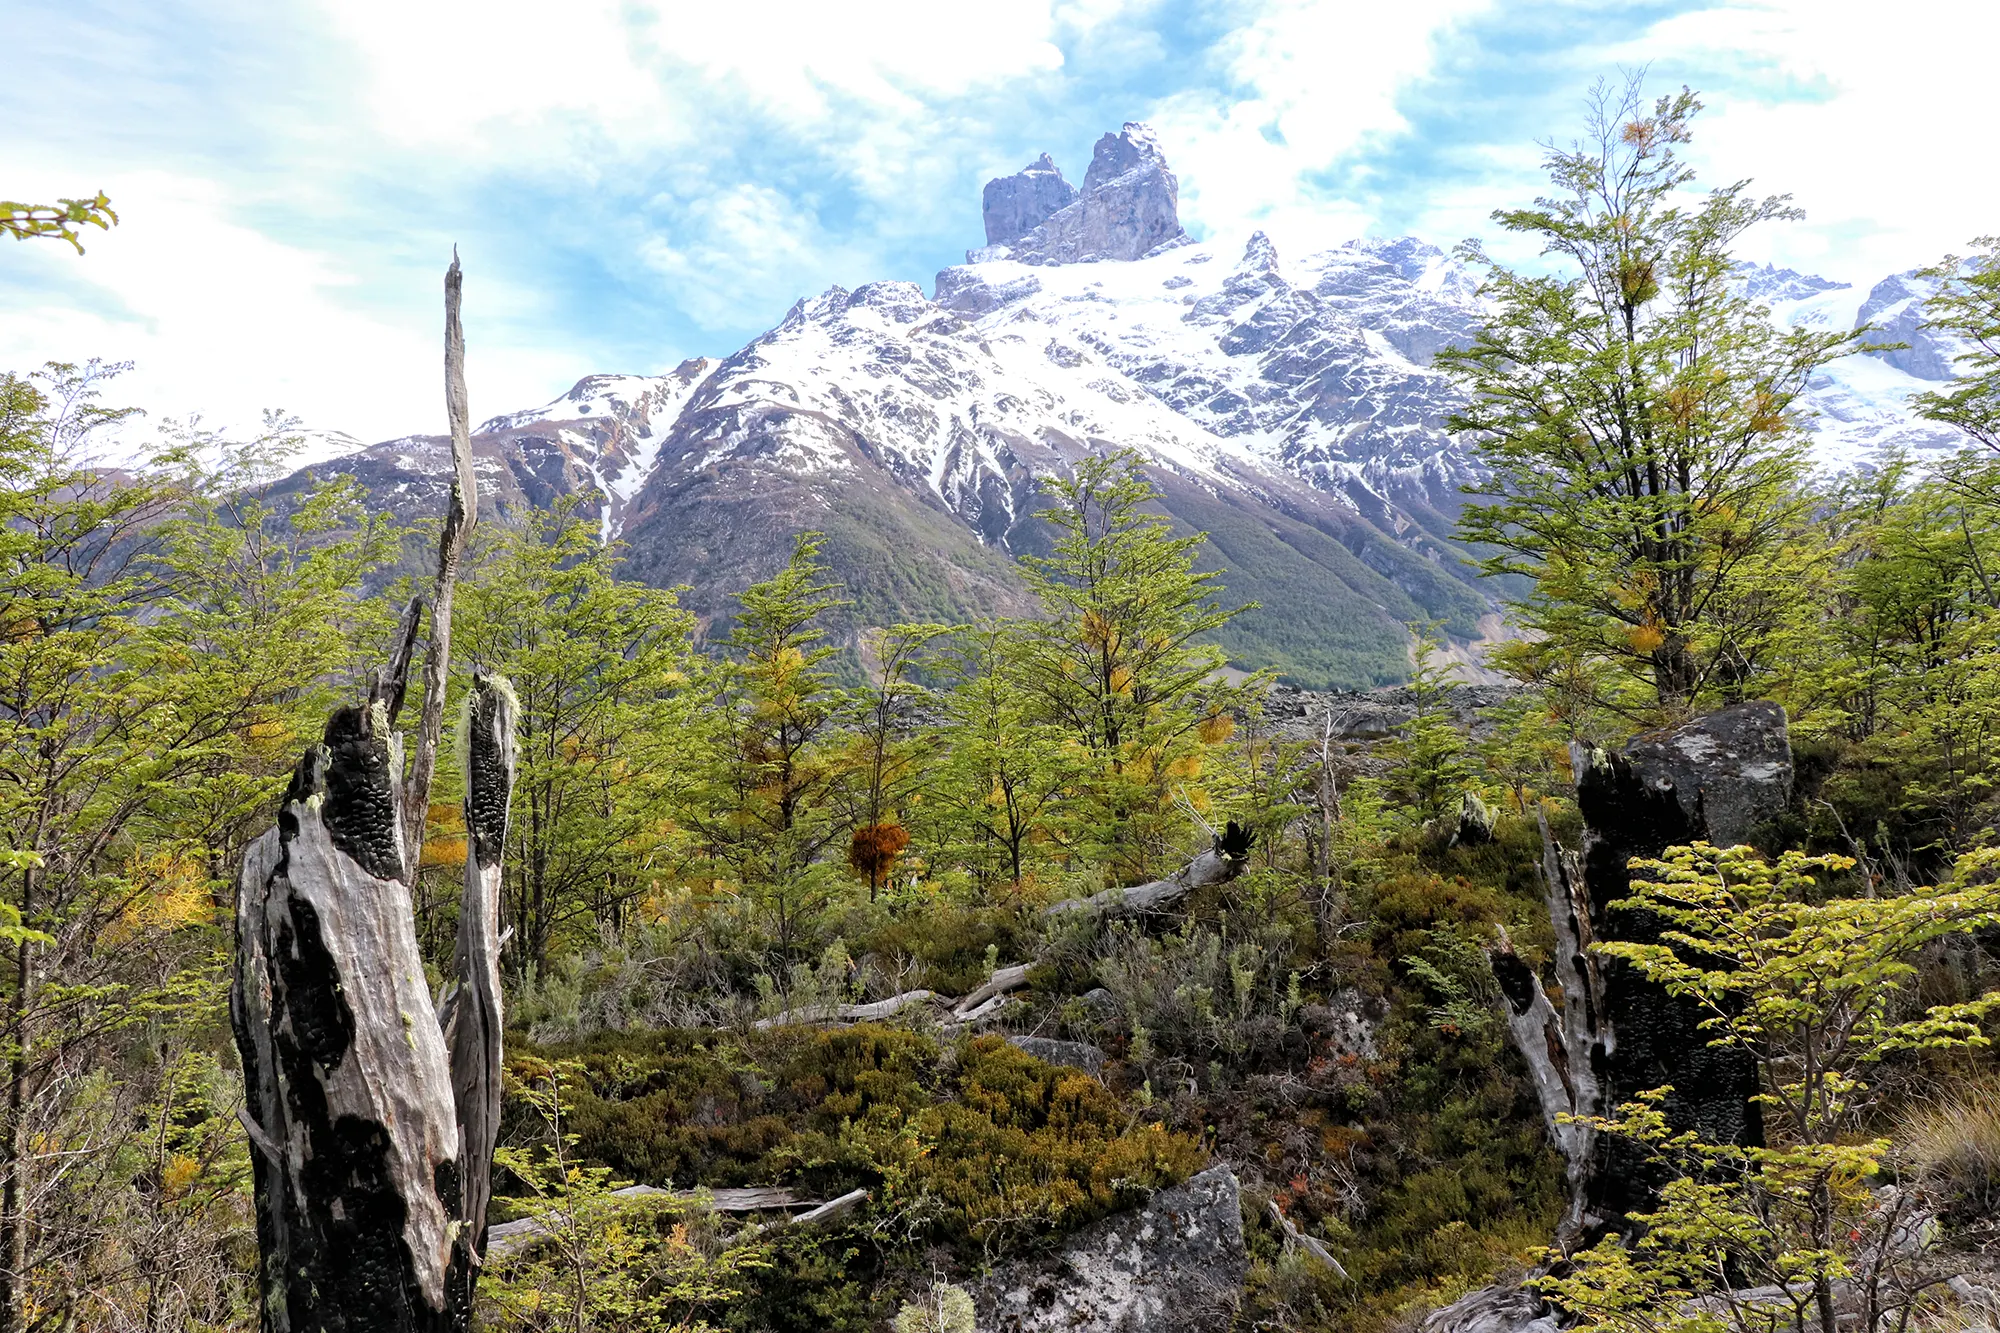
<box><xmin>5</xmin><ymin>79</ymin><xmax>2000</xmax><ymax>1333</ymax></box>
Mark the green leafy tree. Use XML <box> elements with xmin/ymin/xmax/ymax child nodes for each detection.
<box><xmin>454</xmin><ymin>508</ymin><xmax>700</xmax><ymax>977</ymax></box>
<box><xmin>931</xmin><ymin>624</ymin><xmax>1081</xmax><ymax>894</ymax></box>
<box><xmin>839</xmin><ymin>623</ymin><xmax>952</xmax><ymax>901</ymax></box>
<box><xmin>1010</xmin><ymin>449</ymin><xmax>1255</xmax><ymax>880</ymax></box>
<box><xmin>1442</xmin><ymin>79</ymin><xmax>1860</xmax><ymax>720</ymax></box>
<box><xmin>1380</xmin><ymin>627</ymin><xmax>1473</xmax><ymax>824</ymax></box>
<box><xmin>1</xmin><ymin>194</ymin><xmax>116</xmax><ymax>252</ymax></box>
<box><xmin>1542</xmin><ymin>843</ymin><xmax>2000</xmax><ymax>1333</ymax></box>
<box><xmin>0</xmin><ymin>363</ymin><xmax>397</xmax><ymax>1330</ymax></box>
<box><xmin>688</xmin><ymin>533</ymin><xmax>849</xmax><ymax>960</ymax></box>
<box><xmin>1912</xmin><ymin>237</ymin><xmax>2000</xmax><ymax>453</ymax></box>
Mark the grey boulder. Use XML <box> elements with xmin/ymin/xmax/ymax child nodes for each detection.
<box><xmin>976</xmin><ymin>1163</ymin><xmax>1246</xmax><ymax>1333</ymax></box>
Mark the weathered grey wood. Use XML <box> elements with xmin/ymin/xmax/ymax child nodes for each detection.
<box><xmin>1045</xmin><ymin>822</ymin><xmax>1253</xmax><ymax>919</ymax></box>
<box><xmin>439</xmin><ymin>670</ymin><xmax>515</xmax><ymax>1285</ymax></box>
<box><xmin>753</xmin><ymin>989</ymin><xmax>936</xmax><ymax>1029</ymax></box>
<box><xmin>1267</xmin><ymin>1200</ymin><xmax>1349</xmax><ymax>1280</ymax></box>
<box><xmin>484</xmin><ymin>1185</ymin><xmax>814</xmax><ymax>1258</ymax></box>
<box><xmin>953</xmin><ymin>963</ymin><xmax>1031</xmax><ymax>1017</ymax></box>
<box><xmin>232</xmin><ymin>708</ymin><xmax>464</xmax><ymax>1332</ymax></box>
<box><xmin>402</xmin><ymin>252</ymin><xmax>479</xmax><ymax>880</ymax></box>
<box><xmin>789</xmin><ymin>1187</ymin><xmax>868</xmax><ymax>1227</ymax></box>
<box><xmin>1488</xmin><ymin>808</ymin><xmax>1606</xmax><ymax>1246</ymax></box>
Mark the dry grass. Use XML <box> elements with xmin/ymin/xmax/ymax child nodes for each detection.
<box><xmin>1898</xmin><ymin>1078</ymin><xmax>2000</xmax><ymax>1226</ymax></box>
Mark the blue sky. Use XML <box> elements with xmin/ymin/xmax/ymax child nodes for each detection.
<box><xmin>2</xmin><ymin>0</ymin><xmax>1993</xmax><ymax>444</ymax></box>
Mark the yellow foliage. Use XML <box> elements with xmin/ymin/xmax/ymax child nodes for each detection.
<box><xmin>113</xmin><ymin>850</ymin><xmax>211</xmax><ymax>940</ymax></box>
<box><xmin>420</xmin><ymin>837</ymin><xmax>467</xmax><ymax>870</ymax></box>
<box><xmin>1165</xmin><ymin>755</ymin><xmax>1202</xmax><ymax>781</ymax></box>
<box><xmin>159</xmin><ymin>1152</ymin><xmax>202</xmax><ymax>1203</ymax></box>
<box><xmin>1196</xmin><ymin>713</ymin><xmax>1235</xmax><ymax>745</ymax></box>
<box><xmin>1625</xmin><ymin>621</ymin><xmax>1666</xmax><ymax>654</ymax></box>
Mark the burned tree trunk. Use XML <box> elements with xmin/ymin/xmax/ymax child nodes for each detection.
<box><xmin>439</xmin><ymin>670</ymin><xmax>515</xmax><ymax>1290</ymax></box>
<box><xmin>232</xmin><ymin>665</ymin><xmax>516</xmax><ymax>1330</ymax></box>
<box><xmin>232</xmin><ymin>702</ymin><xmax>464</xmax><ymax>1331</ymax></box>
<box><xmin>1496</xmin><ymin>702</ymin><xmax>1792</xmax><ymax>1242</ymax></box>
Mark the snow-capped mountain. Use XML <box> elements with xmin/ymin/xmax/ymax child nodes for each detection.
<box><xmin>277</xmin><ymin>124</ymin><xmax>1969</xmax><ymax>688</ymax></box>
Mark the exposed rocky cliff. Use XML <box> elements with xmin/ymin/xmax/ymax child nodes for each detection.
<box><xmin>969</xmin><ymin>123</ymin><xmax>1185</xmax><ymax>266</ymax></box>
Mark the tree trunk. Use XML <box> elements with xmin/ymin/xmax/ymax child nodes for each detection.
<box><xmin>232</xmin><ymin>707</ymin><xmax>465</xmax><ymax>1332</ymax></box>
<box><xmin>1045</xmin><ymin>821</ymin><xmax>1253</xmax><ymax>920</ymax></box>
<box><xmin>438</xmin><ymin>669</ymin><xmax>515</xmax><ymax>1296</ymax></box>
<box><xmin>402</xmin><ymin>253</ymin><xmax>479</xmax><ymax>880</ymax></box>
<box><xmin>0</xmin><ymin>857</ymin><xmax>34</xmax><ymax>1333</ymax></box>
<box><xmin>233</xmin><ymin>255</ymin><xmax>514</xmax><ymax>1332</ymax></box>
<box><xmin>1489</xmin><ymin>809</ymin><xmax>1607</xmax><ymax>1248</ymax></box>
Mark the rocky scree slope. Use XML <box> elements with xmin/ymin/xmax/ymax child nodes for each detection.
<box><xmin>274</xmin><ymin>124</ymin><xmax>1966</xmax><ymax>688</ymax></box>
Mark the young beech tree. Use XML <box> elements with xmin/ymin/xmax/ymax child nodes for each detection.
<box><xmin>0</xmin><ymin>363</ymin><xmax>398</xmax><ymax>1330</ymax></box>
<box><xmin>932</xmin><ymin>624</ymin><xmax>1082</xmax><ymax>894</ymax></box>
<box><xmin>1010</xmin><ymin>450</ymin><xmax>1255</xmax><ymax>881</ymax></box>
<box><xmin>454</xmin><ymin>509</ymin><xmax>699</xmax><ymax>977</ymax></box>
<box><xmin>1443</xmin><ymin>79</ymin><xmax>1861</xmax><ymax>721</ymax></box>
<box><xmin>840</xmin><ymin>623</ymin><xmax>952</xmax><ymax>901</ymax></box>
<box><xmin>689</xmin><ymin>533</ymin><xmax>849</xmax><ymax>960</ymax></box>
<box><xmin>1543</xmin><ymin>843</ymin><xmax>2000</xmax><ymax>1333</ymax></box>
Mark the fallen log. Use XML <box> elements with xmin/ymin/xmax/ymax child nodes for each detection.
<box><xmin>953</xmin><ymin>963</ymin><xmax>1031</xmax><ymax>1017</ymax></box>
<box><xmin>753</xmin><ymin>989</ymin><xmax>936</xmax><ymax>1029</ymax></box>
<box><xmin>1045</xmin><ymin>822</ymin><xmax>1253</xmax><ymax>919</ymax></box>
<box><xmin>484</xmin><ymin>1185</ymin><xmax>814</xmax><ymax>1258</ymax></box>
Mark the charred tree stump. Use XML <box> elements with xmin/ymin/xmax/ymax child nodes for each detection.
<box><xmin>232</xmin><ymin>667</ymin><xmax>516</xmax><ymax>1331</ymax></box>
<box><xmin>1497</xmin><ymin>702</ymin><xmax>1792</xmax><ymax>1241</ymax></box>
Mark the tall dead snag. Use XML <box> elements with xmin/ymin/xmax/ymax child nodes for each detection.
<box><xmin>1489</xmin><ymin>808</ymin><xmax>1605</xmax><ymax>1247</ymax></box>
<box><xmin>232</xmin><ymin>256</ymin><xmax>514</xmax><ymax>1331</ymax></box>
<box><xmin>403</xmin><ymin>251</ymin><xmax>479</xmax><ymax>879</ymax></box>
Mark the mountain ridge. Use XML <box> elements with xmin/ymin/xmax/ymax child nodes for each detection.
<box><xmin>276</xmin><ymin>123</ymin><xmax>1970</xmax><ymax>688</ymax></box>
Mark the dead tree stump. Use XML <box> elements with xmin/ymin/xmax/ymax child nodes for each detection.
<box><xmin>232</xmin><ymin>672</ymin><xmax>516</xmax><ymax>1331</ymax></box>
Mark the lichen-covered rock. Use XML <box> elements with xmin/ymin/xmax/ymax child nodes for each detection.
<box><xmin>975</xmin><ymin>1164</ymin><xmax>1246</xmax><ymax>1333</ymax></box>
<box><xmin>1007</xmin><ymin>1036</ymin><xmax>1108</xmax><ymax>1076</ymax></box>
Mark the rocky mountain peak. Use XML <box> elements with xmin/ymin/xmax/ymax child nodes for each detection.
<box><xmin>967</xmin><ymin>121</ymin><xmax>1185</xmax><ymax>267</ymax></box>
<box><xmin>982</xmin><ymin>152</ymin><xmax>1077</xmax><ymax>247</ymax></box>
<box><xmin>1082</xmin><ymin>121</ymin><xmax>1170</xmax><ymax>194</ymax></box>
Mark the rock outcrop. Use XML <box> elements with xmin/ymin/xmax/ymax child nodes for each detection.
<box><xmin>968</xmin><ymin>123</ymin><xmax>1185</xmax><ymax>266</ymax></box>
<box><xmin>982</xmin><ymin>153</ymin><xmax>1077</xmax><ymax>247</ymax></box>
<box><xmin>976</xmin><ymin>1164</ymin><xmax>1246</xmax><ymax>1333</ymax></box>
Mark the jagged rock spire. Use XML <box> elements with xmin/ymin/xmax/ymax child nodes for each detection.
<box><xmin>969</xmin><ymin>122</ymin><xmax>1185</xmax><ymax>266</ymax></box>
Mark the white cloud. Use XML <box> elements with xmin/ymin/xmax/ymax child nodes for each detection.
<box><xmin>1148</xmin><ymin>0</ymin><xmax>1496</xmax><ymax>253</ymax></box>
<box><xmin>1619</xmin><ymin>0</ymin><xmax>2000</xmax><ymax>283</ymax></box>
<box><xmin>0</xmin><ymin>170</ymin><xmax>593</xmax><ymax>448</ymax></box>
